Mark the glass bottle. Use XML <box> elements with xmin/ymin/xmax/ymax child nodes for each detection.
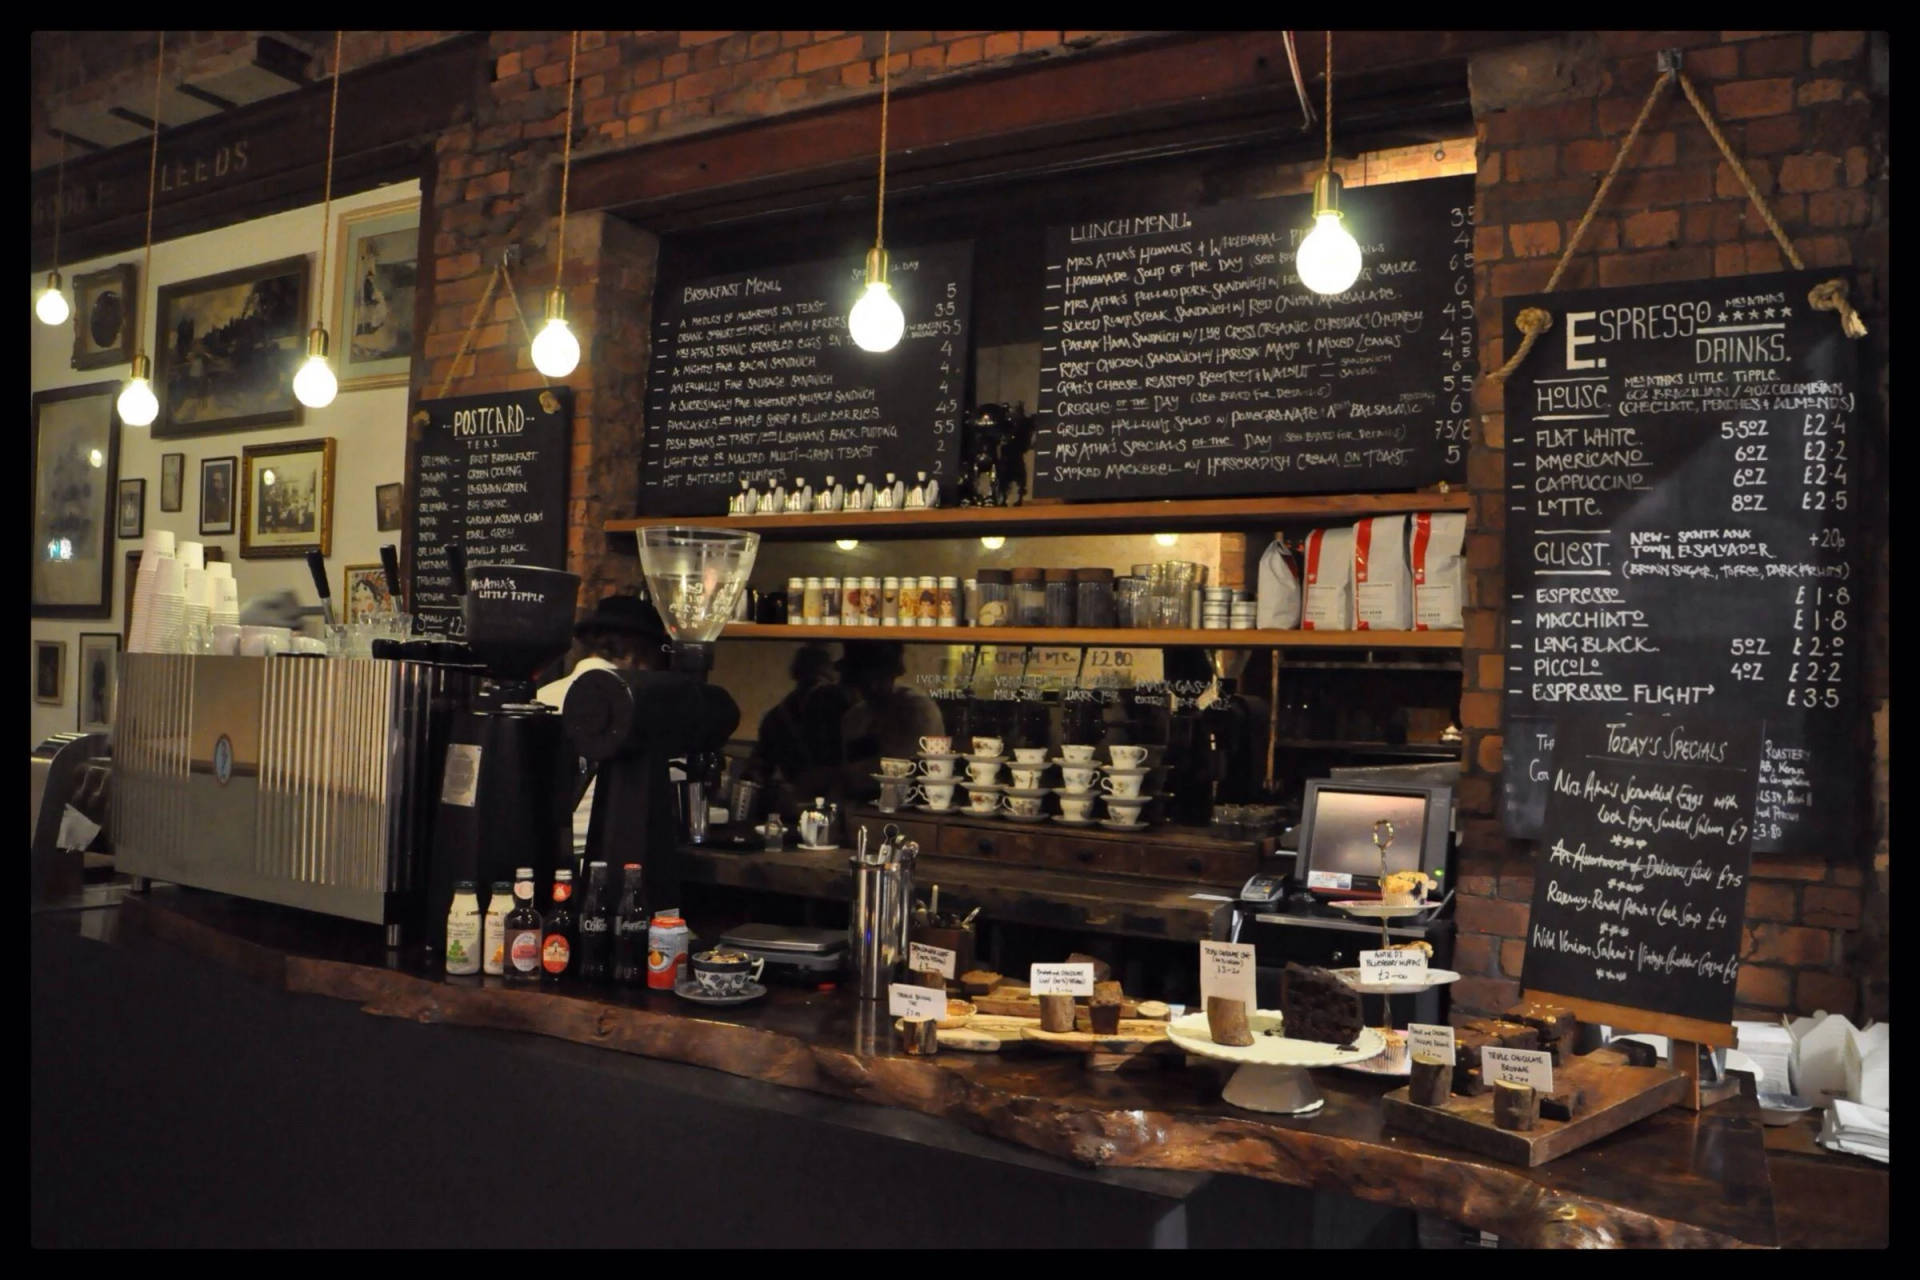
<box><xmin>540</xmin><ymin>868</ymin><xmax>578</xmax><ymax>981</ymax></box>
<box><xmin>576</xmin><ymin>861</ymin><xmax>612</xmax><ymax>982</ymax></box>
<box><xmin>482</xmin><ymin>879</ymin><xmax>512</xmax><ymax>976</ymax></box>
<box><xmin>612</xmin><ymin>862</ymin><xmax>648</xmax><ymax>985</ymax></box>
<box><xmin>444</xmin><ymin>881</ymin><xmax>482</xmax><ymax>976</ymax></box>
<box><xmin>504</xmin><ymin>867</ymin><xmax>543</xmax><ymax>983</ymax></box>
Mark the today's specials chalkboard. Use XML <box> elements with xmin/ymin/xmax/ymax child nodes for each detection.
<box><xmin>407</xmin><ymin>387</ymin><xmax>571</xmax><ymax>637</ymax></box>
<box><xmin>640</xmin><ymin>242</ymin><xmax>973</xmax><ymax>516</ymax></box>
<box><xmin>1501</xmin><ymin>271</ymin><xmax>1864</xmax><ymax>858</ymax></box>
<box><xmin>1520</xmin><ymin>713</ymin><xmax>1761</xmax><ymax>1032</ymax></box>
<box><xmin>1031</xmin><ymin>175</ymin><xmax>1476</xmax><ymax>501</ymax></box>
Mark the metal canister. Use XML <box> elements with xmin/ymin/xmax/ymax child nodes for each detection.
<box><xmin>881</xmin><ymin>576</ymin><xmax>901</xmax><ymax>623</ymax></box>
<box><xmin>861</xmin><ymin>576</ymin><xmax>882</xmax><ymax>625</ymax></box>
<box><xmin>916</xmin><ymin>575</ymin><xmax>940</xmax><ymax>626</ymax></box>
<box><xmin>841</xmin><ymin>576</ymin><xmax>863</xmax><ymax>624</ymax></box>
<box><xmin>646</xmin><ymin>911</ymin><xmax>691</xmax><ymax>990</ymax></box>
<box><xmin>802</xmin><ymin>576</ymin><xmax>823</xmax><ymax>624</ymax></box>
<box><xmin>820</xmin><ymin>576</ymin><xmax>842</xmax><ymax>626</ymax></box>
<box><xmin>786</xmin><ymin>577</ymin><xmax>806</xmax><ymax>626</ymax></box>
<box><xmin>936</xmin><ymin>576</ymin><xmax>959</xmax><ymax>626</ymax></box>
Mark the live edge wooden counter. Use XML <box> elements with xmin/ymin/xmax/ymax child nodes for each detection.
<box><xmin>117</xmin><ymin>890</ymin><xmax>1777</xmax><ymax>1249</ymax></box>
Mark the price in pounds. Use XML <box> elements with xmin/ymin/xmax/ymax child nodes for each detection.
<box><xmin>1786</xmin><ymin>685</ymin><xmax>1843</xmax><ymax>710</ymax></box>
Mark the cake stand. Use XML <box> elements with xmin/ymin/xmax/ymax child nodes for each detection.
<box><xmin>1166</xmin><ymin>1011</ymin><xmax>1383</xmax><ymax>1115</ymax></box>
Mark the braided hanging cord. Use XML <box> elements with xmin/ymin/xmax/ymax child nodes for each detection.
<box><xmin>433</xmin><ymin>261</ymin><xmax>547</xmax><ymax>399</ymax></box>
<box><xmin>1490</xmin><ymin>61</ymin><xmax>1867</xmax><ymax>386</ymax></box>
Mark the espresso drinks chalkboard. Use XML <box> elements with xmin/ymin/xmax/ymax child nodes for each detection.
<box><xmin>407</xmin><ymin>387</ymin><xmax>572</xmax><ymax>638</ymax></box>
<box><xmin>640</xmin><ymin>242</ymin><xmax>973</xmax><ymax>516</ymax></box>
<box><xmin>1519</xmin><ymin>713</ymin><xmax>1761</xmax><ymax>1033</ymax></box>
<box><xmin>1501</xmin><ymin>271</ymin><xmax>1863</xmax><ymax>858</ymax></box>
<box><xmin>1031</xmin><ymin>175</ymin><xmax>1476</xmax><ymax>501</ymax></box>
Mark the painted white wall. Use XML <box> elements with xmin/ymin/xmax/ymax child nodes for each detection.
<box><xmin>29</xmin><ymin>179</ymin><xmax>421</xmax><ymax>746</ymax></box>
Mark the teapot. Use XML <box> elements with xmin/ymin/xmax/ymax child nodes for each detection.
<box><xmin>798</xmin><ymin>796</ymin><xmax>840</xmax><ymax>849</ymax></box>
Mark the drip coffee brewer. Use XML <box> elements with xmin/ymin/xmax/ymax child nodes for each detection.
<box><xmin>425</xmin><ymin>563</ymin><xmax>581</xmax><ymax>952</ymax></box>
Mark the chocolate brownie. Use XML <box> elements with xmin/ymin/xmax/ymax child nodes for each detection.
<box><xmin>1280</xmin><ymin>962</ymin><xmax>1364</xmax><ymax>1045</ymax></box>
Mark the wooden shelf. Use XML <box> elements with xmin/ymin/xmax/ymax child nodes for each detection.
<box><xmin>1271</xmin><ymin>739</ymin><xmax>1464</xmax><ymax>758</ymax></box>
<box><xmin>716</xmin><ymin>623</ymin><xmax>1463</xmax><ymax>649</ymax></box>
<box><xmin>605</xmin><ymin>490</ymin><xmax>1469</xmax><ymax>542</ymax></box>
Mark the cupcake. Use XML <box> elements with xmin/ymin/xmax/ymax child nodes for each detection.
<box><xmin>1380</xmin><ymin>1028</ymin><xmax>1409</xmax><ymax>1070</ymax></box>
<box><xmin>1380</xmin><ymin>870</ymin><xmax>1434</xmax><ymax>907</ymax></box>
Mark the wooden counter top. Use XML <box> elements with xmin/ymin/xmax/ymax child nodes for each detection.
<box><xmin>113</xmin><ymin>888</ymin><xmax>1779</xmax><ymax>1249</ymax></box>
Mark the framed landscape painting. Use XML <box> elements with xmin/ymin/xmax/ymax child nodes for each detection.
<box><xmin>332</xmin><ymin>199</ymin><xmax>419</xmax><ymax>390</ymax></box>
<box><xmin>154</xmin><ymin>255</ymin><xmax>309</xmax><ymax>437</ymax></box>
<box><xmin>31</xmin><ymin>382</ymin><xmax>120</xmax><ymax>619</ymax></box>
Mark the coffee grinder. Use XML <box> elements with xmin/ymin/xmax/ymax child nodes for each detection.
<box><xmin>562</xmin><ymin>528</ymin><xmax>757</xmax><ymax>908</ymax></box>
<box><xmin>425</xmin><ymin>562</ymin><xmax>581</xmax><ymax>952</ymax></box>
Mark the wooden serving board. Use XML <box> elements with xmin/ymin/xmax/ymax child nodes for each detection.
<box><xmin>1381</xmin><ymin>1048</ymin><xmax>1687</xmax><ymax>1167</ymax></box>
<box><xmin>936</xmin><ymin>1026</ymin><xmax>1006</xmax><ymax>1052</ymax></box>
<box><xmin>1022</xmin><ymin>1020</ymin><xmax>1175</xmax><ymax>1072</ymax></box>
<box><xmin>971</xmin><ymin>992</ymin><xmax>1141</xmax><ymax>1020</ymax></box>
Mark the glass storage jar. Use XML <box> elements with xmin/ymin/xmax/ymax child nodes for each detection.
<box><xmin>1011</xmin><ymin>567</ymin><xmax>1046</xmax><ymax>627</ymax></box>
<box><xmin>975</xmin><ymin>569</ymin><xmax>1012</xmax><ymax>626</ymax></box>
<box><xmin>1044</xmin><ymin>568</ymin><xmax>1076</xmax><ymax>628</ymax></box>
<box><xmin>1074</xmin><ymin>567</ymin><xmax>1115</xmax><ymax>628</ymax></box>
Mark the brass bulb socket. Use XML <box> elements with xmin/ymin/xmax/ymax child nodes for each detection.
<box><xmin>45</xmin><ymin>269</ymin><xmax>64</xmax><ymax>292</ymax></box>
<box><xmin>306</xmin><ymin>326</ymin><xmax>330</xmax><ymax>359</ymax></box>
<box><xmin>129</xmin><ymin>352</ymin><xmax>151</xmax><ymax>380</ymax></box>
<box><xmin>864</xmin><ymin>246</ymin><xmax>889</xmax><ymax>287</ymax></box>
<box><xmin>1311</xmin><ymin>169</ymin><xmax>1344</xmax><ymax>220</ymax></box>
<box><xmin>544</xmin><ymin>288</ymin><xmax>568</xmax><ymax>323</ymax></box>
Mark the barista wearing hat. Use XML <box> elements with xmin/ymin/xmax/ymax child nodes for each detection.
<box><xmin>537</xmin><ymin>592</ymin><xmax>673</xmax><ymax>859</ymax></box>
<box><xmin>836</xmin><ymin>640</ymin><xmax>944</xmax><ymax>798</ymax></box>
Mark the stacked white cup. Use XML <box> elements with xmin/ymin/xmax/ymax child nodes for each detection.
<box><xmin>127</xmin><ymin>530</ymin><xmax>177</xmax><ymax>653</ymax></box>
<box><xmin>147</xmin><ymin>555</ymin><xmax>188</xmax><ymax>655</ymax></box>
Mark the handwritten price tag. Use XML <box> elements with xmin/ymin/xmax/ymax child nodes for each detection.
<box><xmin>1359</xmin><ymin>948</ymin><xmax>1430</xmax><ymax>983</ymax></box>
<box><xmin>1407</xmin><ymin>1023</ymin><xmax>1457</xmax><ymax>1065</ymax></box>
<box><xmin>1029</xmin><ymin>963</ymin><xmax>1095</xmax><ymax>996</ymax></box>
<box><xmin>1199</xmin><ymin>940</ymin><xmax>1258</xmax><ymax>1009</ymax></box>
<box><xmin>888</xmin><ymin>983</ymin><xmax>947</xmax><ymax>1020</ymax></box>
<box><xmin>1481</xmin><ymin>1045</ymin><xmax>1554</xmax><ymax>1093</ymax></box>
<box><xmin>908</xmin><ymin>941</ymin><xmax>957</xmax><ymax>979</ymax></box>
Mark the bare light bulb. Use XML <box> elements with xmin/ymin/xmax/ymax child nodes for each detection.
<box><xmin>835</xmin><ymin>539</ymin><xmax>860</xmax><ymax>551</ymax></box>
<box><xmin>1153</xmin><ymin>533</ymin><xmax>1179</xmax><ymax>547</ymax></box>
<box><xmin>979</xmin><ymin>536</ymin><xmax>1006</xmax><ymax>551</ymax></box>
<box><xmin>35</xmin><ymin>272</ymin><xmax>70</xmax><ymax>326</ymax></box>
<box><xmin>88</xmin><ymin>448</ymin><xmax>104</xmax><ymax>468</ymax></box>
<box><xmin>293</xmin><ymin>327</ymin><xmax>339</xmax><ymax>408</ymax></box>
<box><xmin>118</xmin><ymin>353</ymin><xmax>159</xmax><ymax>427</ymax></box>
<box><xmin>1297</xmin><ymin>172</ymin><xmax>1362</xmax><ymax>296</ymax></box>
<box><xmin>848</xmin><ymin>248</ymin><xmax>904</xmax><ymax>353</ymax></box>
<box><xmin>531</xmin><ymin>288</ymin><xmax>580</xmax><ymax>377</ymax></box>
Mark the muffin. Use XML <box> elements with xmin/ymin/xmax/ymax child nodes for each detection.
<box><xmin>1380</xmin><ymin>870</ymin><xmax>1434</xmax><ymax>907</ymax></box>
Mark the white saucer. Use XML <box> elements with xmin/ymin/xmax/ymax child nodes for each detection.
<box><xmin>1000</xmin><ymin>786</ymin><xmax>1050</xmax><ymax>799</ymax></box>
<box><xmin>1099</xmin><ymin>819</ymin><xmax>1151</xmax><ymax>832</ymax></box>
<box><xmin>1054</xmin><ymin>815</ymin><xmax>1101</xmax><ymax>826</ymax></box>
<box><xmin>1050</xmin><ymin>757</ymin><xmax>1101</xmax><ymax>767</ymax></box>
<box><xmin>1051</xmin><ymin>786</ymin><xmax>1098</xmax><ymax>797</ymax></box>
<box><xmin>1100</xmin><ymin>766</ymin><xmax>1152</xmax><ymax>777</ymax></box>
<box><xmin>1098</xmin><ymin>791</ymin><xmax>1156</xmax><ymax>803</ymax></box>
<box><xmin>674</xmin><ymin>980</ymin><xmax>768</xmax><ymax>1006</ymax></box>
<box><xmin>962</xmin><ymin>753</ymin><xmax>1008</xmax><ymax>763</ymax></box>
<box><xmin>962</xmin><ymin>780</ymin><xmax>1004</xmax><ymax>792</ymax></box>
<box><xmin>917</xmin><ymin>752</ymin><xmax>966</xmax><ymax>762</ymax></box>
<box><xmin>1335</xmin><ymin>1048</ymin><xmax>1413</xmax><ymax>1078</ymax></box>
<box><xmin>999</xmin><ymin>810</ymin><xmax>1050</xmax><ymax>822</ymax></box>
<box><xmin>795</xmin><ymin>842</ymin><xmax>840</xmax><ymax>852</ymax></box>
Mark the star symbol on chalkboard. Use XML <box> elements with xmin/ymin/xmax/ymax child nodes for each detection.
<box><xmin>1713</xmin><ymin>311</ymin><xmax>1728</xmax><ymax>324</ymax></box>
<box><xmin>1780</xmin><ymin>303</ymin><xmax>1793</xmax><ymax>318</ymax></box>
<box><xmin>1764</xmin><ymin>306</ymin><xmax>1778</xmax><ymax>318</ymax></box>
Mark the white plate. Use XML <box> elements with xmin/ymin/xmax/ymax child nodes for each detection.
<box><xmin>795</xmin><ymin>843</ymin><xmax>840</xmax><ymax>852</ymax></box>
<box><xmin>1098</xmin><ymin>819</ymin><xmax>1151</xmax><ymax>832</ymax></box>
<box><xmin>1335</xmin><ymin>1047</ymin><xmax>1413</xmax><ymax>1078</ymax></box>
<box><xmin>916</xmin><ymin>752</ymin><xmax>967</xmax><ymax>762</ymax></box>
<box><xmin>1167</xmin><ymin>1011</ymin><xmax>1384</xmax><ymax>1067</ymax></box>
<box><xmin>999</xmin><ymin>811</ymin><xmax>1050</xmax><ymax>823</ymax></box>
<box><xmin>1329</xmin><ymin>899</ymin><xmax>1434</xmax><ymax>919</ymax></box>
<box><xmin>999</xmin><ymin>786</ymin><xmax>1051</xmax><ymax>799</ymax></box>
<box><xmin>1757</xmin><ymin>1093</ymin><xmax>1815</xmax><ymax>1125</ymax></box>
<box><xmin>673</xmin><ymin>980</ymin><xmax>768</xmax><ymax>1006</ymax></box>
<box><xmin>1329</xmin><ymin>967</ymin><xmax>1463</xmax><ymax>995</ymax></box>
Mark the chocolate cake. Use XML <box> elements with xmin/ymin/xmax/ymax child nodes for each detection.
<box><xmin>1279</xmin><ymin>962</ymin><xmax>1364</xmax><ymax>1045</ymax></box>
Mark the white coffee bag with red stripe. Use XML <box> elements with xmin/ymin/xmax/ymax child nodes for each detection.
<box><xmin>1410</xmin><ymin>511</ymin><xmax>1466</xmax><ymax>630</ymax></box>
<box><xmin>1255</xmin><ymin>539</ymin><xmax>1302</xmax><ymax>628</ymax></box>
<box><xmin>1300</xmin><ymin>525</ymin><xmax>1354</xmax><ymax>630</ymax></box>
<box><xmin>1352</xmin><ymin>515</ymin><xmax>1412</xmax><ymax>631</ymax></box>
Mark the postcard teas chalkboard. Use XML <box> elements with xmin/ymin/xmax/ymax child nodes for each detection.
<box><xmin>407</xmin><ymin>387</ymin><xmax>571</xmax><ymax>638</ymax></box>
<box><xmin>1500</xmin><ymin>271</ymin><xmax>1864</xmax><ymax>857</ymax></box>
<box><xmin>640</xmin><ymin>242</ymin><xmax>973</xmax><ymax>516</ymax></box>
<box><xmin>1030</xmin><ymin>175</ymin><xmax>1476</xmax><ymax>501</ymax></box>
<box><xmin>1520</xmin><ymin>713</ymin><xmax>1761</xmax><ymax>1032</ymax></box>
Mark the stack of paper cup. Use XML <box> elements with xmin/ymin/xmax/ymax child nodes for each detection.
<box><xmin>207</xmin><ymin>561</ymin><xmax>240</xmax><ymax>629</ymax></box>
<box><xmin>127</xmin><ymin>530</ymin><xmax>177</xmax><ymax>653</ymax></box>
<box><xmin>182</xmin><ymin>566</ymin><xmax>211</xmax><ymax>652</ymax></box>
<box><xmin>176</xmin><ymin>540</ymin><xmax>205</xmax><ymax>571</ymax></box>
<box><xmin>147</xmin><ymin>555</ymin><xmax>189</xmax><ymax>656</ymax></box>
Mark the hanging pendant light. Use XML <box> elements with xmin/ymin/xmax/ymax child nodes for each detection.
<box><xmin>1297</xmin><ymin>31</ymin><xmax>1363</xmax><ymax>296</ymax></box>
<box><xmin>848</xmin><ymin>31</ymin><xmax>904</xmax><ymax>353</ymax></box>
<box><xmin>35</xmin><ymin>37</ymin><xmax>73</xmax><ymax>326</ymax></box>
<box><xmin>293</xmin><ymin>31</ymin><xmax>346</xmax><ymax>409</ymax></box>
<box><xmin>530</xmin><ymin>31</ymin><xmax>582</xmax><ymax>378</ymax></box>
<box><xmin>118</xmin><ymin>32</ymin><xmax>167</xmax><ymax>428</ymax></box>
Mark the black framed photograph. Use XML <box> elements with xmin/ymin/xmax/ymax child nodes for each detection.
<box><xmin>160</xmin><ymin>452</ymin><xmax>185</xmax><ymax>512</ymax></box>
<box><xmin>34</xmin><ymin>640</ymin><xmax>66</xmax><ymax>705</ymax></box>
<box><xmin>375</xmin><ymin>481</ymin><xmax>404</xmax><ymax>532</ymax></box>
<box><xmin>32</xmin><ymin>381</ymin><xmax>121</xmax><ymax>619</ymax></box>
<box><xmin>200</xmin><ymin>455</ymin><xmax>237</xmax><ymax>535</ymax></box>
<box><xmin>154</xmin><ymin>254</ymin><xmax>309</xmax><ymax>438</ymax></box>
<box><xmin>241</xmin><ymin>437</ymin><xmax>335</xmax><ymax>559</ymax></box>
<box><xmin>71</xmin><ymin>262</ymin><xmax>138</xmax><ymax>371</ymax></box>
<box><xmin>78</xmin><ymin>633</ymin><xmax>120</xmax><ymax>733</ymax></box>
<box><xmin>117</xmin><ymin>479</ymin><xmax>145</xmax><ymax>539</ymax></box>
<box><xmin>332</xmin><ymin>198</ymin><xmax>419</xmax><ymax>390</ymax></box>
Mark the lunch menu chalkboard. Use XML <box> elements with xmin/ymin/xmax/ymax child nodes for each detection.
<box><xmin>1520</xmin><ymin>713</ymin><xmax>1761</xmax><ymax>1031</ymax></box>
<box><xmin>640</xmin><ymin>242</ymin><xmax>973</xmax><ymax>516</ymax></box>
<box><xmin>408</xmin><ymin>387</ymin><xmax>571</xmax><ymax>637</ymax></box>
<box><xmin>1031</xmin><ymin>175</ymin><xmax>1476</xmax><ymax>501</ymax></box>
<box><xmin>1501</xmin><ymin>271</ymin><xmax>1864</xmax><ymax>858</ymax></box>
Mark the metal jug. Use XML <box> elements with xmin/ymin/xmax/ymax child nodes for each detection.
<box><xmin>798</xmin><ymin>796</ymin><xmax>839</xmax><ymax>849</ymax></box>
<box><xmin>849</xmin><ymin>824</ymin><xmax>918</xmax><ymax>1000</ymax></box>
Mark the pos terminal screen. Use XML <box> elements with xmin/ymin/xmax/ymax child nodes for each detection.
<box><xmin>1303</xmin><ymin>788</ymin><xmax>1430</xmax><ymax>882</ymax></box>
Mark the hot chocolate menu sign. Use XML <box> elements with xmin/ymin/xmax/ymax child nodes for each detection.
<box><xmin>1031</xmin><ymin>175</ymin><xmax>1476</xmax><ymax>501</ymax></box>
<box><xmin>1501</xmin><ymin>271</ymin><xmax>1864</xmax><ymax>857</ymax></box>
<box><xmin>1520</xmin><ymin>713</ymin><xmax>1761</xmax><ymax>1030</ymax></box>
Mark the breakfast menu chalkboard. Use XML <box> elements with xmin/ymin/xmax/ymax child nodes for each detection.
<box><xmin>1520</xmin><ymin>713</ymin><xmax>1761</xmax><ymax>1032</ymax></box>
<box><xmin>407</xmin><ymin>387</ymin><xmax>571</xmax><ymax>637</ymax></box>
<box><xmin>1501</xmin><ymin>271</ymin><xmax>1863</xmax><ymax>857</ymax></box>
<box><xmin>1030</xmin><ymin>175</ymin><xmax>1476</xmax><ymax>501</ymax></box>
<box><xmin>640</xmin><ymin>242</ymin><xmax>973</xmax><ymax>516</ymax></box>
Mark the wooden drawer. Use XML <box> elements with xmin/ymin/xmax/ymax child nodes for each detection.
<box><xmin>938</xmin><ymin>824</ymin><xmax>1149</xmax><ymax>877</ymax></box>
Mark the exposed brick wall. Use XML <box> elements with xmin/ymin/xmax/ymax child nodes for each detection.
<box><xmin>1459</xmin><ymin>31</ymin><xmax>1889</xmax><ymax>1023</ymax></box>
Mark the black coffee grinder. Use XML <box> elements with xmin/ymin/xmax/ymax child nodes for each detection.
<box><xmin>424</xmin><ymin>561</ymin><xmax>580</xmax><ymax>952</ymax></box>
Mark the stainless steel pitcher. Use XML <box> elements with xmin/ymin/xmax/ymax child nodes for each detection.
<box><xmin>849</xmin><ymin>824</ymin><xmax>917</xmax><ymax>1001</ymax></box>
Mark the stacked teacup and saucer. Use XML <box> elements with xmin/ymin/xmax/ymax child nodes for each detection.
<box><xmin>915</xmin><ymin>734</ymin><xmax>965</xmax><ymax>814</ymax></box>
<box><xmin>1051</xmin><ymin>742</ymin><xmax>1105</xmax><ymax>825</ymax></box>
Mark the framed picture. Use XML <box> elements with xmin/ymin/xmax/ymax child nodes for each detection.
<box><xmin>71</xmin><ymin>263</ymin><xmax>138</xmax><ymax>370</ymax></box>
<box><xmin>117</xmin><ymin>479</ymin><xmax>146</xmax><ymax>539</ymax></box>
<box><xmin>342</xmin><ymin>563</ymin><xmax>396</xmax><ymax>621</ymax></box>
<box><xmin>240</xmin><ymin>437</ymin><xmax>335</xmax><ymax>559</ymax></box>
<box><xmin>154</xmin><ymin>254</ymin><xmax>309</xmax><ymax>437</ymax></box>
<box><xmin>125</xmin><ymin>547</ymin><xmax>223</xmax><ymax>641</ymax></box>
<box><xmin>332</xmin><ymin>199</ymin><xmax>419</xmax><ymax>390</ymax></box>
<box><xmin>200</xmin><ymin>455</ymin><xmax>237</xmax><ymax>535</ymax></box>
<box><xmin>375</xmin><ymin>481</ymin><xmax>404</xmax><ymax>532</ymax></box>
<box><xmin>32</xmin><ymin>382</ymin><xmax>121</xmax><ymax>619</ymax></box>
<box><xmin>78</xmin><ymin>633</ymin><xmax>120</xmax><ymax>734</ymax></box>
<box><xmin>34</xmin><ymin>640</ymin><xmax>66</xmax><ymax>705</ymax></box>
<box><xmin>160</xmin><ymin>452</ymin><xmax>185</xmax><ymax>512</ymax></box>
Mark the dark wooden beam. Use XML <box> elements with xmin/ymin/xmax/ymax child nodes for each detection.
<box><xmin>108</xmin><ymin>106</ymin><xmax>158</xmax><ymax>132</ymax></box>
<box><xmin>253</xmin><ymin>34</ymin><xmax>314</xmax><ymax>88</ymax></box>
<box><xmin>178</xmin><ymin>82</ymin><xmax>239</xmax><ymax>111</ymax></box>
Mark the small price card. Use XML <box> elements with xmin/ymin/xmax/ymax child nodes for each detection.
<box><xmin>1480</xmin><ymin>1045</ymin><xmax>1554</xmax><ymax>1093</ymax></box>
<box><xmin>908</xmin><ymin>941</ymin><xmax>957</xmax><ymax>979</ymax></box>
<box><xmin>1359</xmin><ymin>948</ymin><xmax>1430</xmax><ymax>983</ymax></box>
<box><xmin>1029</xmin><ymin>963</ymin><xmax>1095</xmax><ymax>996</ymax></box>
<box><xmin>888</xmin><ymin>983</ymin><xmax>946</xmax><ymax>1020</ymax></box>
<box><xmin>1407</xmin><ymin>1022</ymin><xmax>1457</xmax><ymax>1065</ymax></box>
<box><xmin>1199</xmin><ymin>940</ymin><xmax>1258</xmax><ymax>1009</ymax></box>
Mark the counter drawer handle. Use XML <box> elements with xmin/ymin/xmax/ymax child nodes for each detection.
<box><xmin>1185</xmin><ymin>856</ymin><xmax>1204</xmax><ymax>874</ymax></box>
<box><xmin>1075</xmin><ymin>849</ymin><xmax>1095</xmax><ymax>864</ymax></box>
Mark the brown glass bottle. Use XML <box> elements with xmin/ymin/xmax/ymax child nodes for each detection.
<box><xmin>540</xmin><ymin>868</ymin><xmax>578</xmax><ymax>980</ymax></box>
<box><xmin>503</xmin><ymin>866</ymin><xmax>543</xmax><ymax>982</ymax></box>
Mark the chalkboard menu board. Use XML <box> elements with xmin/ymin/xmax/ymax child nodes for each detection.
<box><xmin>407</xmin><ymin>387</ymin><xmax>572</xmax><ymax>637</ymax></box>
<box><xmin>640</xmin><ymin>242</ymin><xmax>973</xmax><ymax>516</ymax></box>
<box><xmin>1501</xmin><ymin>271</ymin><xmax>1863</xmax><ymax>857</ymax></box>
<box><xmin>1520</xmin><ymin>713</ymin><xmax>1761</xmax><ymax>1032</ymax></box>
<box><xmin>1031</xmin><ymin>175</ymin><xmax>1476</xmax><ymax>501</ymax></box>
